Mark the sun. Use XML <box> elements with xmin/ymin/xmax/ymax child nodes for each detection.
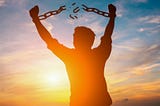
<box><xmin>39</xmin><ymin>69</ymin><xmax>70</xmax><ymax>93</ymax></box>
<box><xmin>42</xmin><ymin>71</ymin><xmax>63</xmax><ymax>87</ymax></box>
<box><xmin>38</xmin><ymin>70</ymin><xmax>70</xmax><ymax>103</ymax></box>
<box><xmin>46</xmin><ymin>74</ymin><xmax>61</xmax><ymax>84</ymax></box>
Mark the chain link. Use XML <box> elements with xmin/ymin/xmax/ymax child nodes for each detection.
<box><xmin>82</xmin><ymin>4</ymin><xmax>109</xmax><ymax>17</ymax></box>
<box><xmin>38</xmin><ymin>5</ymin><xmax>66</xmax><ymax>20</ymax></box>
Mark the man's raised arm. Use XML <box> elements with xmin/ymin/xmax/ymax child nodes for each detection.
<box><xmin>100</xmin><ymin>4</ymin><xmax>116</xmax><ymax>46</ymax></box>
<box><xmin>29</xmin><ymin>6</ymin><xmax>71</xmax><ymax>61</ymax></box>
<box><xmin>29</xmin><ymin>5</ymin><xmax>52</xmax><ymax>43</ymax></box>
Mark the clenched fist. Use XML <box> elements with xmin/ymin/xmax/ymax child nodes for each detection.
<box><xmin>29</xmin><ymin>5</ymin><xmax>39</xmax><ymax>21</ymax></box>
<box><xmin>108</xmin><ymin>4</ymin><xmax>116</xmax><ymax>18</ymax></box>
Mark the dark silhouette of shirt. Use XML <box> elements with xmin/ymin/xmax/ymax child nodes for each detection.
<box><xmin>47</xmin><ymin>35</ymin><xmax>112</xmax><ymax>106</ymax></box>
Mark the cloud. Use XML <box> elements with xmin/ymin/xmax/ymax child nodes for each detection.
<box><xmin>0</xmin><ymin>0</ymin><xmax>5</xmax><ymax>7</ymax></box>
<box><xmin>146</xmin><ymin>44</ymin><xmax>159</xmax><ymax>51</ymax></box>
<box><xmin>137</xmin><ymin>15</ymin><xmax>160</xmax><ymax>34</ymax></box>
<box><xmin>113</xmin><ymin>1</ymin><xmax>126</xmax><ymax>17</ymax></box>
<box><xmin>133</xmin><ymin>0</ymin><xmax>148</xmax><ymax>3</ymax></box>
<box><xmin>138</xmin><ymin>25</ymin><xmax>160</xmax><ymax>34</ymax></box>
<box><xmin>108</xmin><ymin>42</ymin><xmax>160</xmax><ymax>103</ymax></box>
<box><xmin>113</xmin><ymin>38</ymin><xmax>144</xmax><ymax>51</ymax></box>
<box><xmin>88</xmin><ymin>21</ymin><xmax>104</xmax><ymax>35</ymax></box>
<box><xmin>138</xmin><ymin>28</ymin><xmax>145</xmax><ymax>32</ymax></box>
<box><xmin>110</xmin><ymin>79</ymin><xmax>160</xmax><ymax>101</ymax></box>
<box><xmin>116</xmin><ymin>42</ymin><xmax>160</xmax><ymax>75</ymax></box>
<box><xmin>138</xmin><ymin>16</ymin><xmax>160</xmax><ymax>24</ymax></box>
<box><xmin>107</xmin><ymin>38</ymin><xmax>160</xmax><ymax>96</ymax></box>
<box><xmin>42</xmin><ymin>20</ymin><xmax>54</xmax><ymax>33</ymax></box>
<box><xmin>113</xmin><ymin>0</ymin><xmax>148</xmax><ymax>18</ymax></box>
<box><xmin>130</xmin><ymin>63</ymin><xmax>160</xmax><ymax>75</ymax></box>
<box><xmin>112</xmin><ymin>96</ymin><xmax>160</xmax><ymax>106</ymax></box>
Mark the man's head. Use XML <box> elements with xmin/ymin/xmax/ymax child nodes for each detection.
<box><xmin>73</xmin><ymin>26</ymin><xmax>95</xmax><ymax>50</ymax></box>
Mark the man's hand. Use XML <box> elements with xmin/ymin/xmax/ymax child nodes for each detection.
<box><xmin>29</xmin><ymin>5</ymin><xmax>39</xmax><ymax>21</ymax></box>
<box><xmin>108</xmin><ymin>4</ymin><xmax>116</xmax><ymax>18</ymax></box>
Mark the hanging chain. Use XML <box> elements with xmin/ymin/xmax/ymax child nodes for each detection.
<box><xmin>38</xmin><ymin>5</ymin><xmax>66</xmax><ymax>20</ymax></box>
<box><xmin>82</xmin><ymin>4</ymin><xmax>109</xmax><ymax>17</ymax></box>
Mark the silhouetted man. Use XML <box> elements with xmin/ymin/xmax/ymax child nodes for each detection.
<box><xmin>29</xmin><ymin>4</ymin><xmax>116</xmax><ymax>106</ymax></box>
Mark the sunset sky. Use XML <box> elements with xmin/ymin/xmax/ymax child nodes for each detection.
<box><xmin>0</xmin><ymin>0</ymin><xmax>160</xmax><ymax>106</ymax></box>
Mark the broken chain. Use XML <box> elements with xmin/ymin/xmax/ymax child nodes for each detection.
<box><xmin>38</xmin><ymin>5</ymin><xmax>66</xmax><ymax>20</ymax></box>
<box><xmin>38</xmin><ymin>4</ymin><xmax>109</xmax><ymax>20</ymax></box>
<box><xmin>82</xmin><ymin>4</ymin><xmax>109</xmax><ymax>17</ymax></box>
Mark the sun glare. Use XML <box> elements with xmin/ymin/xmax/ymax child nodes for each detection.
<box><xmin>46</xmin><ymin>74</ymin><xmax>61</xmax><ymax>84</ymax></box>
<box><xmin>43</xmin><ymin>72</ymin><xmax>63</xmax><ymax>87</ymax></box>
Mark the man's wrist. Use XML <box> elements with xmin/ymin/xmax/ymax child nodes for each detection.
<box><xmin>32</xmin><ymin>16</ymin><xmax>40</xmax><ymax>23</ymax></box>
<box><xmin>109</xmin><ymin>13</ymin><xmax>116</xmax><ymax>18</ymax></box>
